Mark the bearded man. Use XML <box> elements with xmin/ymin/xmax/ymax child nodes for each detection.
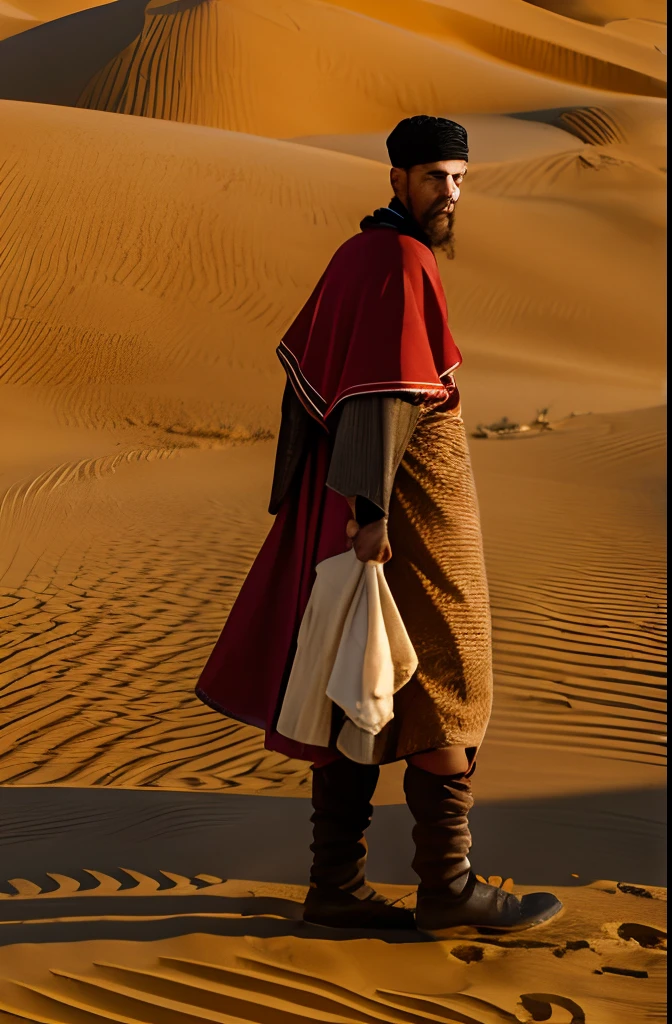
<box><xmin>196</xmin><ymin>115</ymin><xmax>563</xmax><ymax>938</ymax></box>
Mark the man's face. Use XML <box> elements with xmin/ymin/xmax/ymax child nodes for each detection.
<box><xmin>391</xmin><ymin>159</ymin><xmax>467</xmax><ymax>256</ymax></box>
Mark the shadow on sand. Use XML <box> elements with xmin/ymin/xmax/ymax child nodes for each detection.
<box><xmin>0</xmin><ymin>783</ymin><xmax>666</xmax><ymax>891</ymax></box>
<box><xmin>0</xmin><ymin>0</ymin><xmax>147</xmax><ymax>107</ymax></box>
<box><xmin>0</xmin><ymin>891</ymin><xmax>431</xmax><ymax>947</ymax></box>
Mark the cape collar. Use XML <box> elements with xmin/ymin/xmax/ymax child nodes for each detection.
<box><xmin>359</xmin><ymin>195</ymin><xmax>432</xmax><ymax>250</ymax></box>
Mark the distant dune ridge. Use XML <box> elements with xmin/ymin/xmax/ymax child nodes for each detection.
<box><xmin>0</xmin><ymin>1</ymin><xmax>667</xmax><ymax>1018</ymax></box>
<box><xmin>0</xmin><ymin>0</ymin><xmax>148</xmax><ymax>107</ymax></box>
<box><xmin>0</xmin><ymin>99</ymin><xmax>664</xmax><ymax>433</ymax></box>
<box><xmin>525</xmin><ymin>0</ymin><xmax>666</xmax><ymax>28</ymax></box>
<box><xmin>73</xmin><ymin>0</ymin><xmax>666</xmax><ymax>136</ymax></box>
<box><xmin>0</xmin><ymin>0</ymin><xmax>116</xmax><ymax>40</ymax></box>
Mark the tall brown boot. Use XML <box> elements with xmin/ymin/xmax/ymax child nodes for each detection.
<box><xmin>303</xmin><ymin>758</ymin><xmax>414</xmax><ymax>930</ymax></box>
<box><xmin>404</xmin><ymin>763</ymin><xmax>563</xmax><ymax>937</ymax></box>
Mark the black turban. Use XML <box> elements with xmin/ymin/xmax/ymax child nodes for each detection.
<box><xmin>386</xmin><ymin>115</ymin><xmax>468</xmax><ymax>169</ymax></box>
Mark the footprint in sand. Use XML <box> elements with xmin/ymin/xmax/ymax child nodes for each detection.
<box><xmin>516</xmin><ymin>993</ymin><xmax>586</xmax><ymax>1023</ymax></box>
<box><xmin>617</xmin><ymin>921</ymin><xmax>667</xmax><ymax>950</ymax></box>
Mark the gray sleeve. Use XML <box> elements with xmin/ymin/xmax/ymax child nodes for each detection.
<box><xmin>268</xmin><ymin>380</ymin><xmax>316</xmax><ymax>514</ymax></box>
<box><xmin>327</xmin><ymin>395</ymin><xmax>421</xmax><ymax>516</ymax></box>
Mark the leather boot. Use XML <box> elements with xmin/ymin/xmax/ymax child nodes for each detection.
<box><xmin>303</xmin><ymin>757</ymin><xmax>414</xmax><ymax>930</ymax></box>
<box><xmin>404</xmin><ymin>762</ymin><xmax>563</xmax><ymax>936</ymax></box>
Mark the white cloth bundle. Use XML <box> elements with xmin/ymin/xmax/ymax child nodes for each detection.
<box><xmin>276</xmin><ymin>548</ymin><xmax>417</xmax><ymax>749</ymax></box>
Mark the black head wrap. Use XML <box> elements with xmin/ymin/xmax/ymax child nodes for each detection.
<box><xmin>386</xmin><ymin>115</ymin><xmax>468</xmax><ymax>169</ymax></box>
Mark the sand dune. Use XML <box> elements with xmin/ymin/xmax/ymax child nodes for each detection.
<box><xmin>527</xmin><ymin>1</ymin><xmax>666</xmax><ymax>28</ymax></box>
<box><xmin>473</xmin><ymin>406</ymin><xmax>666</xmax><ymax>767</ymax></box>
<box><xmin>0</xmin><ymin>100</ymin><xmax>664</xmax><ymax>439</ymax></box>
<box><xmin>2</xmin><ymin>0</ymin><xmax>112</xmax><ymax>15</ymax></box>
<box><xmin>73</xmin><ymin>0</ymin><xmax>664</xmax><ymax>139</ymax></box>
<box><xmin>0</xmin><ymin>1</ymin><xmax>35</xmax><ymax>42</ymax></box>
<box><xmin>0</xmin><ymin>0</ymin><xmax>113</xmax><ymax>41</ymax></box>
<box><xmin>292</xmin><ymin>114</ymin><xmax>587</xmax><ymax>166</ymax></box>
<box><xmin>0</xmin><ymin>0</ymin><xmax>148</xmax><ymax>111</ymax></box>
<box><xmin>0</xmin><ymin>879</ymin><xmax>666</xmax><ymax>1023</ymax></box>
<box><xmin>603</xmin><ymin>18</ymin><xmax>667</xmax><ymax>49</ymax></box>
<box><xmin>0</xmin><ymin>401</ymin><xmax>664</xmax><ymax>792</ymax></box>
<box><xmin>325</xmin><ymin>0</ymin><xmax>667</xmax><ymax>83</ymax></box>
<box><xmin>296</xmin><ymin>97</ymin><xmax>667</xmax><ymax>172</ymax></box>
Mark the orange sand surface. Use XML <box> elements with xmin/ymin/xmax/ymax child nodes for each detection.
<box><xmin>0</xmin><ymin>0</ymin><xmax>114</xmax><ymax>41</ymax></box>
<box><xmin>0</xmin><ymin>880</ymin><xmax>666</xmax><ymax>1022</ymax></box>
<box><xmin>0</xmin><ymin>0</ymin><xmax>666</xmax><ymax>1018</ymax></box>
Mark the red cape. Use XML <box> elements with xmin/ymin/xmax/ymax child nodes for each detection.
<box><xmin>195</xmin><ymin>226</ymin><xmax>461</xmax><ymax>763</ymax></box>
<box><xmin>278</xmin><ymin>227</ymin><xmax>461</xmax><ymax>422</ymax></box>
<box><xmin>196</xmin><ymin>432</ymin><xmax>351</xmax><ymax>764</ymax></box>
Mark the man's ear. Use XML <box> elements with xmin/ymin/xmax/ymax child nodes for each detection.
<box><xmin>390</xmin><ymin>166</ymin><xmax>405</xmax><ymax>199</ymax></box>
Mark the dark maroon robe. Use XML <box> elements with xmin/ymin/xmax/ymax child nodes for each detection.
<box><xmin>195</xmin><ymin>223</ymin><xmax>461</xmax><ymax>762</ymax></box>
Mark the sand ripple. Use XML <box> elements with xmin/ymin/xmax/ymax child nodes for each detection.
<box><xmin>74</xmin><ymin>0</ymin><xmax>665</xmax><ymax>140</ymax></box>
<box><xmin>0</xmin><ymin>408</ymin><xmax>664</xmax><ymax>793</ymax></box>
<box><xmin>0</xmin><ymin>879</ymin><xmax>666</xmax><ymax>1023</ymax></box>
<box><xmin>0</xmin><ymin>99</ymin><xmax>665</xmax><ymax>436</ymax></box>
<box><xmin>473</xmin><ymin>408</ymin><xmax>666</xmax><ymax>768</ymax></box>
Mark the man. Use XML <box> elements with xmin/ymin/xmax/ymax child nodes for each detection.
<box><xmin>196</xmin><ymin>116</ymin><xmax>563</xmax><ymax>937</ymax></box>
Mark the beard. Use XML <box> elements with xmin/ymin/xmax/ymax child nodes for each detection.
<box><xmin>423</xmin><ymin>207</ymin><xmax>456</xmax><ymax>259</ymax></box>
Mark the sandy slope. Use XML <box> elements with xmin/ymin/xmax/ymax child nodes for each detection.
<box><xmin>0</xmin><ymin>400</ymin><xmax>664</xmax><ymax>794</ymax></box>
<box><xmin>291</xmin><ymin>114</ymin><xmax>588</xmax><ymax>166</ymax></box>
<box><xmin>603</xmin><ymin>19</ymin><xmax>667</xmax><ymax>49</ymax></box>
<box><xmin>0</xmin><ymin>101</ymin><xmax>665</xmax><ymax>437</ymax></box>
<box><xmin>0</xmin><ymin>879</ymin><xmax>666</xmax><ymax>1023</ymax></box>
<box><xmin>0</xmin><ymin>1</ymin><xmax>35</xmax><ymax>41</ymax></box>
<box><xmin>0</xmin><ymin>0</ymin><xmax>114</xmax><ymax>40</ymax></box>
<box><xmin>73</xmin><ymin>0</ymin><xmax>665</xmax><ymax>138</ymax></box>
<box><xmin>527</xmin><ymin>1</ymin><xmax>666</xmax><ymax>28</ymax></box>
<box><xmin>0</xmin><ymin>0</ymin><xmax>148</xmax><ymax>112</ymax></box>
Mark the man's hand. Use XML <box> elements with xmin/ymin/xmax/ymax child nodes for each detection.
<box><xmin>347</xmin><ymin>518</ymin><xmax>392</xmax><ymax>564</ymax></box>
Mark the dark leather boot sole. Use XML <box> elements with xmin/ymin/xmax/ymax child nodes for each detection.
<box><xmin>303</xmin><ymin>888</ymin><xmax>415</xmax><ymax>931</ymax></box>
<box><xmin>418</xmin><ymin>893</ymin><xmax>564</xmax><ymax>939</ymax></box>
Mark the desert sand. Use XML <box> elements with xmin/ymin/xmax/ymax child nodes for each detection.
<box><xmin>0</xmin><ymin>880</ymin><xmax>667</xmax><ymax>1023</ymax></box>
<box><xmin>0</xmin><ymin>0</ymin><xmax>666</xmax><ymax>1020</ymax></box>
<box><xmin>0</xmin><ymin>0</ymin><xmax>116</xmax><ymax>41</ymax></box>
